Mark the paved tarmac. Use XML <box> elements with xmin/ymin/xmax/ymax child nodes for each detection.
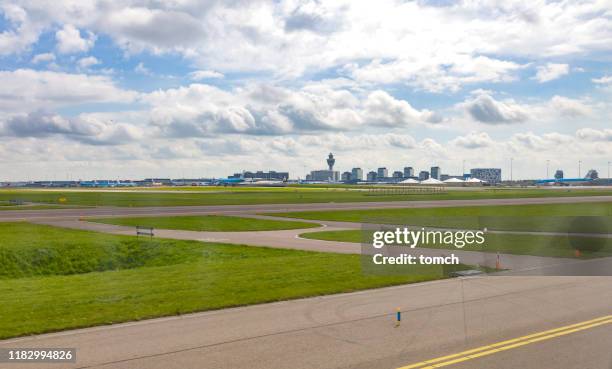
<box><xmin>1</xmin><ymin>276</ymin><xmax>610</xmax><ymax>369</ymax></box>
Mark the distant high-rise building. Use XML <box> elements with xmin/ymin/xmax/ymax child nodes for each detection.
<box><xmin>470</xmin><ymin>168</ymin><xmax>501</xmax><ymax>184</ymax></box>
<box><xmin>341</xmin><ymin>171</ymin><xmax>352</xmax><ymax>182</ymax></box>
<box><xmin>403</xmin><ymin>167</ymin><xmax>414</xmax><ymax>177</ymax></box>
<box><xmin>554</xmin><ymin>170</ymin><xmax>564</xmax><ymax>179</ymax></box>
<box><xmin>309</xmin><ymin>170</ymin><xmax>339</xmax><ymax>181</ymax></box>
<box><xmin>377</xmin><ymin>167</ymin><xmax>388</xmax><ymax>178</ymax></box>
<box><xmin>419</xmin><ymin>171</ymin><xmax>430</xmax><ymax>181</ymax></box>
<box><xmin>351</xmin><ymin>168</ymin><xmax>363</xmax><ymax>181</ymax></box>
<box><xmin>430</xmin><ymin>166</ymin><xmax>440</xmax><ymax>180</ymax></box>
<box><xmin>326</xmin><ymin>153</ymin><xmax>335</xmax><ymax>171</ymax></box>
<box><xmin>367</xmin><ymin>171</ymin><xmax>377</xmax><ymax>182</ymax></box>
<box><xmin>392</xmin><ymin>171</ymin><xmax>403</xmax><ymax>178</ymax></box>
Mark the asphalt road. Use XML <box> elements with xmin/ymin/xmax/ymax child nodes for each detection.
<box><xmin>1</xmin><ymin>195</ymin><xmax>612</xmax><ymax>221</ymax></box>
<box><xmin>1</xmin><ymin>276</ymin><xmax>610</xmax><ymax>369</ymax></box>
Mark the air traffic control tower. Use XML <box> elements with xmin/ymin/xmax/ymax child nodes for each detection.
<box><xmin>308</xmin><ymin>153</ymin><xmax>339</xmax><ymax>181</ymax></box>
<box><xmin>327</xmin><ymin>153</ymin><xmax>335</xmax><ymax>171</ymax></box>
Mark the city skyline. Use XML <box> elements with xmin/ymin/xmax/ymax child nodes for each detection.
<box><xmin>1</xmin><ymin>147</ymin><xmax>609</xmax><ymax>182</ymax></box>
<box><xmin>0</xmin><ymin>1</ymin><xmax>611</xmax><ymax>181</ymax></box>
<box><xmin>6</xmin><ymin>152</ymin><xmax>607</xmax><ymax>183</ymax></box>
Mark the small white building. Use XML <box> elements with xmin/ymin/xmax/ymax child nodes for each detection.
<box><xmin>420</xmin><ymin>178</ymin><xmax>444</xmax><ymax>185</ymax></box>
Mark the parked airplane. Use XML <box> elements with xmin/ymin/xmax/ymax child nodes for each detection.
<box><xmin>535</xmin><ymin>177</ymin><xmax>594</xmax><ymax>186</ymax></box>
<box><xmin>215</xmin><ymin>177</ymin><xmax>287</xmax><ymax>187</ymax></box>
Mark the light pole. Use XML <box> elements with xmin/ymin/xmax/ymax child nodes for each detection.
<box><xmin>578</xmin><ymin>160</ymin><xmax>582</xmax><ymax>178</ymax></box>
<box><xmin>510</xmin><ymin>157</ymin><xmax>513</xmax><ymax>182</ymax></box>
<box><xmin>546</xmin><ymin>160</ymin><xmax>549</xmax><ymax>179</ymax></box>
<box><xmin>462</xmin><ymin>160</ymin><xmax>466</xmax><ymax>177</ymax></box>
<box><xmin>608</xmin><ymin>161</ymin><xmax>610</xmax><ymax>183</ymax></box>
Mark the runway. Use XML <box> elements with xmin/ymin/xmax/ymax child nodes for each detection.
<box><xmin>1</xmin><ymin>195</ymin><xmax>611</xmax><ymax>221</ymax></box>
<box><xmin>1</xmin><ymin>276</ymin><xmax>610</xmax><ymax>369</ymax></box>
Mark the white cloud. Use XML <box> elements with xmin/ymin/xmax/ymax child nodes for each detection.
<box><xmin>344</xmin><ymin>55</ymin><xmax>525</xmax><ymax>93</ymax></box>
<box><xmin>592</xmin><ymin>75</ymin><xmax>612</xmax><ymax>86</ymax></box>
<box><xmin>460</xmin><ymin>93</ymin><xmax>529</xmax><ymax>124</ymax></box>
<box><xmin>452</xmin><ymin>132</ymin><xmax>495</xmax><ymax>149</ymax></box>
<box><xmin>1</xmin><ymin>121</ymin><xmax>611</xmax><ymax>181</ymax></box>
<box><xmin>189</xmin><ymin>70</ymin><xmax>224</xmax><ymax>80</ymax></box>
<box><xmin>363</xmin><ymin>90</ymin><xmax>440</xmax><ymax>126</ymax></box>
<box><xmin>55</xmin><ymin>24</ymin><xmax>96</xmax><ymax>54</ymax></box>
<box><xmin>548</xmin><ymin>96</ymin><xmax>591</xmax><ymax>117</ymax></box>
<box><xmin>0</xmin><ymin>111</ymin><xmax>143</xmax><ymax>145</ymax></box>
<box><xmin>1</xmin><ymin>2</ymin><xmax>612</xmax><ymax>180</ymax></box>
<box><xmin>5</xmin><ymin>1</ymin><xmax>612</xmax><ymax>89</ymax></box>
<box><xmin>0</xmin><ymin>4</ymin><xmax>42</xmax><ymax>55</ymax></box>
<box><xmin>533</xmin><ymin>63</ymin><xmax>569</xmax><ymax>83</ymax></box>
<box><xmin>134</xmin><ymin>62</ymin><xmax>151</xmax><ymax>75</ymax></box>
<box><xmin>457</xmin><ymin>93</ymin><xmax>593</xmax><ymax>125</ymax></box>
<box><xmin>31</xmin><ymin>53</ymin><xmax>55</xmax><ymax>64</ymax></box>
<box><xmin>99</xmin><ymin>6</ymin><xmax>206</xmax><ymax>52</ymax></box>
<box><xmin>0</xmin><ymin>69</ymin><xmax>137</xmax><ymax>112</ymax></box>
<box><xmin>78</xmin><ymin>56</ymin><xmax>100</xmax><ymax>69</ymax></box>
<box><xmin>512</xmin><ymin>132</ymin><xmax>563</xmax><ymax>151</ymax></box>
<box><xmin>142</xmin><ymin>83</ymin><xmax>439</xmax><ymax>137</ymax></box>
<box><xmin>592</xmin><ymin>75</ymin><xmax>612</xmax><ymax>91</ymax></box>
<box><xmin>576</xmin><ymin>128</ymin><xmax>612</xmax><ymax>142</ymax></box>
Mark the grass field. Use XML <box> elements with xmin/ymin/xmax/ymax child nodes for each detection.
<box><xmin>300</xmin><ymin>230</ymin><xmax>612</xmax><ymax>258</ymax></box>
<box><xmin>89</xmin><ymin>215</ymin><xmax>318</xmax><ymax>232</ymax></box>
<box><xmin>0</xmin><ymin>222</ymin><xmax>466</xmax><ymax>339</ymax></box>
<box><xmin>274</xmin><ymin>202</ymin><xmax>612</xmax><ymax>233</ymax></box>
<box><xmin>0</xmin><ymin>187</ymin><xmax>611</xmax><ymax>207</ymax></box>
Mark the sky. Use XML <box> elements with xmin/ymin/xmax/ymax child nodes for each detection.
<box><xmin>0</xmin><ymin>0</ymin><xmax>611</xmax><ymax>181</ymax></box>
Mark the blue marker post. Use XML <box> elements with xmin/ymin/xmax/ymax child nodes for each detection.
<box><xmin>395</xmin><ymin>308</ymin><xmax>401</xmax><ymax>327</ymax></box>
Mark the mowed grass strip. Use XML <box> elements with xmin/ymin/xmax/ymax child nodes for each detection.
<box><xmin>0</xmin><ymin>222</ymin><xmax>221</xmax><ymax>279</ymax></box>
<box><xmin>89</xmin><ymin>215</ymin><xmax>319</xmax><ymax>232</ymax></box>
<box><xmin>300</xmin><ymin>230</ymin><xmax>612</xmax><ymax>259</ymax></box>
<box><xmin>0</xmin><ymin>222</ymin><xmax>448</xmax><ymax>339</ymax></box>
<box><xmin>1</xmin><ymin>188</ymin><xmax>612</xmax><ymax>207</ymax></box>
<box><xmin>274</xmin><ymin>202</ymin><xmax>612</xmax><ymax>233</ymax></box>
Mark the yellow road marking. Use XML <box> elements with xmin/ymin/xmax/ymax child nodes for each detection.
<box><xmin>398</xmin><ymin>315</ymin><xmax>612</xmax><ymax>369</ymax></box>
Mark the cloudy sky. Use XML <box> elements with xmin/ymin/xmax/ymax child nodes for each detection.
<box><xmin>1</xmin><ymin>0</ymin><xmax>611</xmax><ymax>181</ymax></box>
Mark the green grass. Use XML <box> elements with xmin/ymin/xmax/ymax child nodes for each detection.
<box><xmin>0</xmin><ymin>187</ymin><xmax>611</xmax><ymax>207</ymax></box>
<box><xmin>274</xmin><ymin>202</ymin><xmax>612</xmax><ymax>233</ymax></box>
<box><xmin>300</xmin><ymin>230</ymin><xmax>612</xmax><ymax>259</ymax></box>
<box><xmin>0</xmin><ymin>222</ymin><xmax>461</xmax><ymax>339</ymax></box>
<box><xmin>0</xmin><ymin>222</ymin><xmax>215</xmax><ymax>279</ymax></box>
<box><xmin>89</xmin><ymin>215</ymin><xmax>319</xmax><ymax>232</ymax></box>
